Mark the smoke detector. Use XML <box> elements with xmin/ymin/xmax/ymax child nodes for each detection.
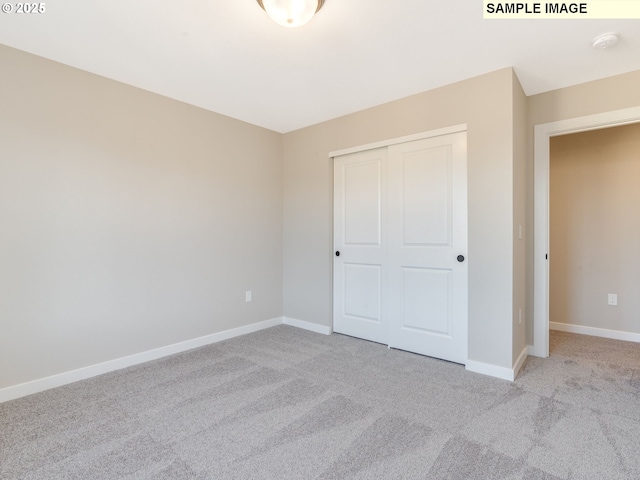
<box><xmin>592</xmin><ymin>32</ymin><xmax>619</xmax><ymax>50</ymax></box>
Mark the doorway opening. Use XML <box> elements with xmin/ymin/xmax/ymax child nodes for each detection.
<box><xmin>532</xmin><ymin>106</ymin><xmax>640</xmax><ymax>358</ymax></box>
<box><xmin>549</xmin><ymin>124</ymin><xmax>640</xmax><ymax>350</ymax></box>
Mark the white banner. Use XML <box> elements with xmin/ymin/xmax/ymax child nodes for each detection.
<box><xmin>483</xmin><ymin>1</ymin><xmax>640</xmax><ymax>19</ymax></box>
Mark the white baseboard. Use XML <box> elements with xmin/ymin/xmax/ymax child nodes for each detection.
<box><xmin>466</xmin><ymin>360</ymin><xmax>516</xmax><ymax>382</ymax></box>
<box><xmin>283</xmin><ymin>317</ymin><xmax>332</xmax><ymax>335</ymax></box>
<box><xmin>512</xmin><ymin>346</ymin><xmax>528</xmax><ymax>380</ymax></box>
<box><xmin>550</xmin><ymin>322</ymin><xmax>640</xmax><ymax>343</ymax></box>
<box><xmin>0</xmin><ymin>317</ymin><xmax>283</xmax><ymax>404</ymax></box>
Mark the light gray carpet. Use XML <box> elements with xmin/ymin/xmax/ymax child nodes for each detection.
<box><xmin>2</xmin><ymin>326</ymin><xmax>640</xmax><ymax>479</ymax></box>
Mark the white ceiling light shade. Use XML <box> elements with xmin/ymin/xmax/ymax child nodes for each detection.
<box><xmin>592</xmin><ymin>32</ymin><xmax>619</xmax><ymax>50</ymax></box>
<box><xmin>257</xmin><ymin>0</ymin><xmax>325</xmax><ymax>28</ymax></box>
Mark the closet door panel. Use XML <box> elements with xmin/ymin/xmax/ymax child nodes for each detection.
<box><xmin>333</xmin><ymin>148</ymin><xmax>388</xmax><ymax>344</ymax></box>
<box><xmin>388</xmin><ymin>133</ymin><xmax>468</xmax><ymax>364</ymax></box>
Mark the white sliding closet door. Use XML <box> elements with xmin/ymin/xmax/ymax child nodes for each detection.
<box><xmin>387</xmin><ymin>133</ymin><xmax>467</xmax><ymax>364</ymax></box>
<box><xmin>333</xmin><ymin>131</ymin><xmax>468</xmax><ymax>365</ymax></box>
<box><xmin>333</xmin><ymin>148</ymin><xmax>388</xmax><ymax>344</ymax></box>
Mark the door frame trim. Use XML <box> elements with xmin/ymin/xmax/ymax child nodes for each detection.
<box><xmin>329</xmin><ymin>124</ymin><xmax>467</xmax><ymax>158</ymax></box>
<box><xmin>532</xmin><ymin>106</ymin><xmax>640</xmax><ymax>358</ymax></box>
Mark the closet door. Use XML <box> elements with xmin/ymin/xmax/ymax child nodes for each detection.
<box><xmin>387</xmin><ymin>133</ymin><xmax>468</xmax><ymax>364</ymax></box>
<box><xmin>333</xmin><ymin>148</ymin><xmax>388</xmax><ymax>344</ymax></box>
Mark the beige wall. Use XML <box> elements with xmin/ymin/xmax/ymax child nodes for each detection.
<box><xmin>550</xmin><ymin>124</ymin><xmax>640</xmax><ymax>334</ymax></box>
<box><xmin>526</xmin><ymin>70</ymin><xmax>640</xmax><ymax>343</ymax></box>
<box><xmin>529</xmin><ymin>70</ymin><xmax>640</xmax><ymax>126</ymax></box>
<box><xmin>0</xmin><ymin>45</ymin><xmax>283</xmax><ymax>390</ymax></box>
<box><xmin>283</xmin><ymin>68</ymin><xmax>518</xmax><ymax>369</ymax></box>
<box><xmin>6</xmin><ymin>39</ymin><xmax>636</xmax><ymax>388</ymax></box>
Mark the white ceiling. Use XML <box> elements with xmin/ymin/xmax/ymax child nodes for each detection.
<box><xmin>1</xmin><ymin>1</ymin><xmax>639</xmax><ymax>133</ymax></box>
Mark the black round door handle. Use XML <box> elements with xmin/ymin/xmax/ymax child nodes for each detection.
<box><xmin>335</xmin><ymin>251</ymin><xmax>340</xmax><ymax>257</ymax></box>
<box><xmin>457</xmin><ymin>255</ymin><xmax>465</xmax><ymax>262</ymax></box>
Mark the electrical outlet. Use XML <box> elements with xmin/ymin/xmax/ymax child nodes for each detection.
<box><xmin>608</xmin><ymin>294</ymin><xmax>617</xmax><ymax>306</ymax></box>
<box><xmin>518</xmin><ymin>308</ymin><xmax>523</xmax><ymax>325</ymax></box>
<box><xmin>245</xmin><ymin>291</ymin><xmax>252</xmax><ymax>302</ymax></box>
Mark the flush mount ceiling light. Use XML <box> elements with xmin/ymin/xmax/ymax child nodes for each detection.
<box><xmin>257</xmin><ymin>0</ymin><xmax>325</xmax><ymax>28</ymax></box>
<box><xmin>592</xmin><ymin>32</ymin><xmax>619</xmax><ymax>50</ymax></box>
